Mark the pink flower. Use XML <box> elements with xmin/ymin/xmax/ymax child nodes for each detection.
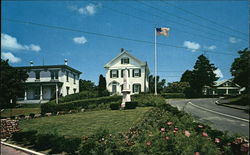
<box><xmin>173</xmin><ymin>130</ymin><xmax>178</xmax><ymax>134</ymax></box>
<box><xmin>184</xmin><ymin>130</ymin><xmax>191</xmax><ymax>137</ymax></box>
<box><xmin>202</xmin><ymin>132</ymin><xmax>208</xmax><ymax>137</ymax></box>
<box><xmin>160</xmin><ymin>128</ymin><xmax>165</xmax><ymax>132</ymax></box>
<box><xmin>174</xmin><ymin>128</ymin><xmax>179</xmax><ymax>131</ymax></box>
<box><xmin>166</xmin><ymin>121</ymin><xmax>173</xmax><ymax>126</ymax></box>
<box><xmin>198</xmin><ymin>125</ymin><xmax>203</xmax><ymax>128</ymax></box>
<box><xmin>195</xmin><ymin>152</ymin><xmax>200</xmax><ymax>155</ymax></box>
<box><xmin>165</xmin><ymin>136</ymin><xmax>170</xmax><ymax>140</ymax></box>
<box><xmin>215</xmin><ymin>138</ymin><xmax>220</xmax><ymax>143</ymax></box>
<box><xmin>146</xmin><ymin>141</ymin><xmax>151</xmax><ymax>146</ymax></box>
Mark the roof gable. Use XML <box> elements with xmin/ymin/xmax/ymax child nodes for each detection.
<box><xmin>214</xmin><ymin>79</ymin><xmax>240</xmax><ymax>87</ymax></box>
<box><xmin>104</xmin><ymin>51</ymin><xmax>146</xmax><ymax>68</ymax></box>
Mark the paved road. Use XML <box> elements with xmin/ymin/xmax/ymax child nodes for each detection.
<box><xmin>1</xmin><ymin>144</ymin><xmax>30</xmax><ymax>155</ymax></box>
<box><xmin>167</xmin><ymin>98</ymin><xmax>249</xmax><ymax>137</ymax></box>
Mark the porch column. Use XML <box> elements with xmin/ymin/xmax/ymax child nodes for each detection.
<box><xmin>212</xmin><ymin>90</ymin><xmax>215</xmax><ymax>95</ymax></box>
<box><xmin>226</xmin><ymin>89</ymin><xmax>229</xmax><ymax>95</ymax></box>
<box><xmin>24</xmin><ymin>87</ymin><xmax>27</xmax><ymax>101</ymax></box>
<box><xmin>56</xmin><ymin>83</ymin><xmax>58</xmax><ymax>104</ymax></box>
<box><xmin>40</xmin><ymin>85</ymin><xmax>43</xmax><ymax>100</ymax></box>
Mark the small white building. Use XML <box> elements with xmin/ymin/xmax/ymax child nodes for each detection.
<box><xmin>16</xmin><ymin>63</ymin><xmax>81</xmax><ymax>103</ymax></box>
<box><xmin>104</xmin><ymin>48</ymin><xmax>150</xmax><ymax>95</ymax></box>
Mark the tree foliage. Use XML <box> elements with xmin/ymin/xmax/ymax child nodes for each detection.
<box><xmin>98</xmin><ymin>74</ymin><xmax>109</xmax><ymax>96</ymax></box>
<box><xmin>79</xmin><ymin>79</ymin><xmax>97</xmax><ymax>92</ymax></box>
<box><xmin>163</xmin><ymin>81</ymin><xmax>190</xmax><ymax>93</ymax></box>
<box><xmin>0</xmin><ymin>60</ymin><xmax>28</xmax><ymax>108</ymax></box>
<box><xmin>148</xmin><ymin>75</ymin><xmax>166</xmax><ymax>94</ymax></box>
<box><xmin>230</xmin><ymin>48</ymin><xmax>250</xmax><ymax>93</ymax></box>
<box><xmin>180</xmin><ymin>55</ymin><xmax>218</xmax><ymax>97</ymax></box>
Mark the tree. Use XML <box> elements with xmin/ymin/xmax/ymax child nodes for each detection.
<box><xmin>181</xmin><ymin>55</ymin><xmax>218</xmax><ymax>97</ymax></box>
<box><xmin>148</xmin><ymin>75</ymin><xmax>166</xmax><ymax>94</ymax></box>
<box><xmin>230</xmin><ymin>48</ymin><xmax>250</xmax><ymax>93</ymax></box>
<box><xmin>163</xmin><ymin>81</ymin><xmax>190</xmax><ymax>93</ymax></box>
<box><xmin>0</xmin><ymin>60</ymin><xmax>28</xmax><ymax>108</ymax></box>
<box><xmin>98</xmin><ymin>74</ymin><xmax>108</xmax><ymax>96</ymax></box>
<box><xmin>79</xmin><ymin>79</ymin><xmax>97</xmax><ymax>92</ymax></box>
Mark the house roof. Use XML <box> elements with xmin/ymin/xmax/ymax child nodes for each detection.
<box><xmin>15</xmin><ymin>65</ymin><xmax>82</xmax><ymax>74</ymax></box>
<box><xmin>214</xmin><ymin>79</ymin><xmax>240</xmax><ymax>87</ymax></box>
<box><xmin>104</xmin><ymin>50</ymin><xmax>147</xmax><ymax>68</ymax></box>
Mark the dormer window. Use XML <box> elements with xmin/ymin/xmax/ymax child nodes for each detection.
<box><xmin>121</xmin><ymin>58</ymin><xmax>129</xmax><ymax>64</ymax></box>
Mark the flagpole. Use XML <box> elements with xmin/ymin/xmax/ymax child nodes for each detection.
<box><xmin>154</xmin><ymin>27</ymin><xmax>157</xmax><ymax>95</ymax></box>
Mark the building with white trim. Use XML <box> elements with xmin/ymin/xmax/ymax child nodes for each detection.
<box><xmin>104</xmin><ymin>48</ymin><xmax>150</xmax><ymax>95</ymax></box>
<box><xmin>15</xmin><ymin>63</ymin><xmax>81</xmax><ymax>103</ymax></box>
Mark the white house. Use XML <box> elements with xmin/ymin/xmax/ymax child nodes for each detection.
<box><xmin>104</xmin><ymin>48</ymin><xmax>150</xmax><ymax>95</ymax></box>
<box><xmin>15</xmin><ymin>62</ymin><xmax>81</xmax><ymax>103</ymax></box>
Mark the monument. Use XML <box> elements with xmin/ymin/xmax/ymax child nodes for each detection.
<box><xmin>121</xmin><ymin>68</ymin><xmax>131</xmax><ymax>108</ymax></box>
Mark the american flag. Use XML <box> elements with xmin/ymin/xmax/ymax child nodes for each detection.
<box><xmin>156</xmin><ymin>27</ymin><xmax>170</xmax><ymax>36</ymax></box>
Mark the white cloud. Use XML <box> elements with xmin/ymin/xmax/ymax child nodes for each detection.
<box><xmin>204</xmin><ymin>45</ymin><xmax>216</xmax><ymax>51</ymax></box>
<box><xmin>214</xmin><ymin>68</ymin><xmax>224</xmax><ymax>78</ymax></box>
<box><xmin>70</xmin><ymin>3</ymin><xmax>101</xmax><ymax>16</ymax></box>
<box><xmin>1</xmin><ymin>52</ymin><xmax>21</xmax><ymax>63</ymax></box>
<box><xmin>229</xmin><ymin>37</ymin><xmax>241</xmax><ymax>43</ymax></box>
<box><xmin>73</xmin><ymin>36</ymin><xmax>87</xmax><ymax>44</ymax></box>
<box><xmin>183</xmin><ymin>41</ymin><xmax>201</xmax><ymax>52</ymax></box>
<box><xmin>1</xmin><ymin>33</ymin><xmax>41</xmax><ymax>52</ymax></box>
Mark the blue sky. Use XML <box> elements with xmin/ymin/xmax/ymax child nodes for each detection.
<box><xmin>1</xmin><ymin>0</ymin><xmax>249</xmax><ymax>84</ymax></box>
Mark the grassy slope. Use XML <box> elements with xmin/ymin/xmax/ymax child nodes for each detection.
<box><xmin>1</xmin><ymin>104</ymin><xmax>41</xmax><ymax>117</ymax></box>
<box><xmin>19</xmin><ymin>107</ymin><xmax>151</xmax><ymax>138</ymax></box>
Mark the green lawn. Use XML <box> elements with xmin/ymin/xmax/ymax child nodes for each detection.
<box><xmin>1</xmin><ymin>106</ymin><xmax>41</xmax><ymax>117</ymax></box>
<box><xmin>19</xmin><ymin>107</ymin><xmax>151</xmax><ymax>138</ymax></box>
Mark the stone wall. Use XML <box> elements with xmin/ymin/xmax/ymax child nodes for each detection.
<box><xmin>1</xmin><ymin>119</ymin><xmax>19</xmax><ymax>139</ymax></box>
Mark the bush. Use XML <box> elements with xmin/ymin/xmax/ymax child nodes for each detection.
<box><xmin>11</xmin><ymin>130</ymin><xmax>37</xmax><ymax>144</ymax></box>
<box><xmin>18</xmin><ymin>114</ymin><xmax>25</xmax><ymax>118</ymax></box>
<box><xmin>132</xmin><ymin>94</ymin><xmax>165</xmax><ymax>107</ymax></box>
<box><xmin>41</xmin><ymin>95</ymin><xmax>122</xmax><ymax>114</ymax></box>
<box><xmin>29</xmin><ymin>113</ymin><xmax>35</xmax><ymax>118</ymax></box>
<box><xmin>125</xmin><ymin>102</ymin><xmax>138</xmax><ymax>109</ymax></box>
<box><xmin>110</xmin><ymin>103</ymin><xmax>120</xmax><ymax>110</ymax></box>
<box><xmin>161</xmin><ymin>93</ymin><xmax>185</xmax><ymax>98</ymax></box>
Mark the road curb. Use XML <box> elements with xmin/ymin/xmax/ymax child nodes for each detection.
<box><xmin>188</xmin><ymin>102</ymin><xmax>249</xmax><ymax>123</ymax></box>
<box><xmin>1</xmin><ymin>141</ymin><xmax>44</xmax><ymax>155</ymax></box>
<box><xmin>217</xmin><ymin>103</ymin><xmax>249</xmax><ymax>111</ymax></box>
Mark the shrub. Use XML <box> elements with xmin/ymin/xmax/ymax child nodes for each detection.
<box><xmin>41</xmin><ymin>95</ymin><xmax>122</xmax><ymax>114</ymax></box>
<box><xmin>18</xmin><ymin>114</ymin><xmax>25</xmax><ymax>118</ymax></box>
<box><xmin>125</xmin><ymin>102</ymin><xmax>138</xmax><ymax>109</ymax></box>
<box><xmin>11</xmin><ymin>130</ymin><xmax>37</xmax><ymax>144</ymax></box>
<box><xmin>29</xmin><ymin>113</ymin><xmax>35</xmax><ymax>118</ymax></box>
<box><xmin>132</xmin><ymin>94</ymin><xmax>165</xmax><ymax>107</ymax></box>
<box><xmin>161</xmin><ymin>93</ymin><xmax>185</xmax><ymax>98</ymax></box>
<box><xmin>110</xmin><ymin>103</ymin><xmax>120</xmax><ymax>110</ymax></box>
<box><xmin>10</xmin><ymin>116</ymin><xmax>16</xmax><ymax>119</ymax></box>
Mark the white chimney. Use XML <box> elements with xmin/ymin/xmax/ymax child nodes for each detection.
<box><xmin>30</xmin><ymin>61</ymin><xmax>33</xmax><ymax>66</ymax></box>
<box><xmin>64</xmin><ymin>59</ymin><xmax>68</xmax><ymax>65</ymax></box>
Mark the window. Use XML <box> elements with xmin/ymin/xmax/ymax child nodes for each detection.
<box><xmin>110</xmin><ymin>70</ymin><xmax>119</xmax><ymax>78</ymax></box>
<box><xmin>66</xmin><ymin>87</ymin><xmax>70</xmax><ymax>95</ymax></box>
<box><xmin>51</xmin><ymin>71</ymin><xmax>59</xmax><ymax>80</ymax></box>
<box><xmin>73</xmin><ymin>74</ymin><xmax>76</xmax><ymax>84</ymax></box>
<box><xmin>66</xmin><ymin>71</ymin><xmax>69</xmax><ymax>82</ymax></box>
<box><xmin>121</xmin><ymin>58</ymin><xmax>129</xmax><ymax>64</ymax></box>
<box><xmin>73</xmin><ymin>88</ymin><xmax>76</xmax><ymax>94</ymax></box>
<box><xmin>133</xmin><ymin>84</ymin><xmax>141</xmax><ymax>93</ymax></box>
<box><xmin>133</xmin><ymin>69</ymin><xmax>141</xmax><ymax>77</ymax></box>
<box><xmin>35</xmin><ymin>71</ymin><xmax>40</xmax><ymax>80</ymax></box>
<box><xmin>121</xmin><ymin>69</ymin><xmax>130</xmax><ymax>77</ymax></box>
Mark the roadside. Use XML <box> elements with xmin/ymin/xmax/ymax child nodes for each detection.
<box><xmin>216</xmin><ymin>98</ymin><xmax>249</xmax><ymax>112</ymax></box>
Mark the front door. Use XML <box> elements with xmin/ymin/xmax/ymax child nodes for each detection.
<box><xmin>112</xmin><ymin>84</ymin><xmax>117</xmax><ymax>94</ymax></box>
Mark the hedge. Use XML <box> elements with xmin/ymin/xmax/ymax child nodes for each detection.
<box><xmin>41</xmin><ymin>95</ymin><xmax>122</xmax><ymax>114</ymax></box>
<box><xmin>161</xmin><ymin>93</ymin><xmax>186</xmax><ymax>98</ymax></box>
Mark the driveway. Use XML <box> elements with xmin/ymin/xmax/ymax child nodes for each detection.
<box><xmin>1</xmin><ymin>144</ymin><xmax>29</xmax><ymax>155</ymax></box>
<box><xmin>167</xmin><ymin>98</ymin><xmax>249</xmax><ymax>137</ymax></box>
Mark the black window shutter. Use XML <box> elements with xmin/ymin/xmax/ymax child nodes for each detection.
<box><xmin>139</xmin><ymin>69</ymin><xmax>141</xmax><ymax>77</ymax></box>
<box><xmin>132</xmin><ymin>84</ymin><xmax>135</xmax><ymax>93</ymax></box>
<box><xmin>117</xmin><ymin>70</ymin><xmax>119</xmax><ymax>78</ymax></box>
<box><xmin>110</xmin><ymin>70</ymin><xmax>112</xmax><ymax>78</ymax></box>
<box><xmin>128</xmin><ymin>69</ymin><xmax>130</xmax><ymax>77</ymax></box>
<box><xmin>121</xmin><ymin>70</ymin><xmax>123</xmax><ymax>77</ymax></box>
<box><xmin>139</xmin><ymin>84</ymin><xmax>141</xmax><ymax>93</ymax></box>
<box><xmin>132</xmin><ymin>69</ymin><xmax>135</xmax><ymax>77</ymax></box>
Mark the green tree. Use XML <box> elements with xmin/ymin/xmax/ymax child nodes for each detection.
<box><xmin>0</xmin><ymin>60</ymin><xmax>28</xmax><ymax>108</ymax></box>
<box><xmin>79</xmin><ymin>79</ymin><xmax>97</xmax><ymax>92</ymax></box>
<box><xmin>182</xmin><ymin>55</ymin><xmax>218</xmax><ymax>97</ymax></box>
<box><xmin>98</xmin><ymin>74</ymin><xmax>108</xmax><ymax>96</ymax></box>
<box><xmin>164</xmin><ymin>81</ymin><xmax>190</xmax><ymax>93</ymax></box>
<box><xmin>230</xmin><ymin>48</ymin><xmax>250</xmax><ymax>93</ymax></box>
<box><xmin>148</xmin><ymin>75</ymin><xmax>166</xmax><ymax>94</ymax></box>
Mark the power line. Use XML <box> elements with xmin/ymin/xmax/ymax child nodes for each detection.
<box><xmin>2</xmin><ymin>18</ymin><xmax>238</xmax><ymax>56</ymax></box>
<box><xmin>164</xmin><ymin>1</ymin><xmax>248</xmax><ymax>37</ymax></box>
<box><xmin>137</xmin><ymin>1</ymin><xmax>247</xmax><ymax>42</ymax></box>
